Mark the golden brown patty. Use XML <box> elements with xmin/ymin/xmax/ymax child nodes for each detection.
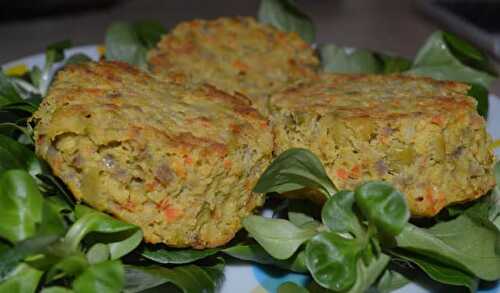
<box><xmin>32</xmin><ymin>61</ymin><xmax>273</xmax><ymax>248</ymax></box>
<box><xmin>270</xmin><ymin>73</ymin><xmax>496</xmax><ymax>217</ymax></box>
<box><xmin>148</xmin><ymin>17</ymin><xmax>319</xmax><ymax>115</ymax></box>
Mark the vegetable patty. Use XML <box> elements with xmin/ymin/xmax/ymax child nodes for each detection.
<box><xmin>148</xmin><ymin>17</ymin><xmax>319</xmax><ymax>115</ymax></box>
<box><xmin>270</xmin><ymin>73</ymin><xmax>496</xmax><ymax>217</ymax></box>
<box><xmin>32</xmin><ymin>61</ymin><xmax>273</xmax><ymax>248</ymax></box>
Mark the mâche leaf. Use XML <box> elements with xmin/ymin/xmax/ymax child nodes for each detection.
<box><xmin>105</xmin><ymin>21</ymin><xmax>166</xmax><ymax>69</ymax></box>
<box><xmin>0</xmin><ymin>170</ymin><xmax>44</xmax><ymax>243</ymax></box>
<box><xmin>391</xmin><ymin>251</ymin><xmax>478</xmax><ymax>292</ymax></box>
<box><xmin>321</xmin><ymin>191</ymin><xmax>363</xmax><ymax>238</ymax></box>
<box><xmin>320</xmin><ymin>45</ymin><xmax>383</xmax><ymax>74</ymax></box>
<box><xmin>467</xmin><ymin>83</ymin><xmax>489</xmax><ymax>118</ymax></box>
<box><xmin>223</xmin><ymin>244</ymin><xmax>307</xmax><ymax>273</ymax></box>
<box><xmin>346</xmin><ymin>253</ymin><xmax>390</xmax><ymax>293</ymax></box>
<box><xmin>72</xmin><ymin>260</ymin><xmax>124</xmax><ymax>293</ymax></box>
<box><xmin>0</xmin><ymin>134</ymin><xmax>42</xmax><ymax>176</ymax></box>
<box><xmin>0</xmin><ymin>235</ymin><xmax>58</xmax><ymax>281</ymax></box>
<box><xmin>354</xmin><ymin>182</ymin><xmax>410</xmax><ymax>236</ymax></box>
<box><xmin>376</xmin><ymin>269</ymin><xmax>410</xmax><ymax>293</ymax></box>
<box><xmin>63</xmin><ymin>205</ymin><xmax>142</xmax><ymax>260</ymax></box>
<box><xmin>406</xmin><ymin>31</ymin><xmax>496</xmax><ymax>89</ymax></box>
<box><xmin>105</xmin><ymin>22</ymin><xmax>148</xmax><ymax>69</ymax></box>
<box><xmin>319</xmin><ymin>45</ymin><xmax>411</xmax><ymax>74</ymax></box>
<box><xmin>258</xmin><ymin>0</ymin><xmax>315</xmax><ymax>43</ymax></box>
<box><xmin>305</xmin><ymin>231</ymin><xmax>360</xmax><ymax>291</ymax></box>
<box><xmin>141</xmin><ymin>247</ymin><xmax>220</xmax><ymax>265</ymax></box>
<box><xmin>0</xmin><ymin>263</ymin><xmax>43</xmax><ymax>293</ymax></box>
<box><xmin>395</xmin><ymin>214</ymin><xmax>500</xmax><ymax>281</ymax></box>
<box><xmin>243</xmin><ymin>215</ymin><xmax>317</xmax><ymax>260</ymax></box>
<box><xmin>253</xmin><ymin>148</ymin><xmax>336</xmax><ymax>197</ymax></box>
<box><xmin>123</xmin><ymin>261</ymin><xmax>224</xmax><ymax>293</ymax></box>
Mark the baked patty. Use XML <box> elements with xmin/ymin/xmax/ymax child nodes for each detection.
<box><xmin>32</xmin><ymin>61</ymin><xmax>273</xmax><ymax>248</ymax></box>
<box><xmin>148</xmin><ymin>17</ymin><xmax>319</xmax><ymax>115</ymax></box>
<box><xmin>270</xmin><ymin>73</ymin><xmax>496</xmax><ymax>217</ymax></box>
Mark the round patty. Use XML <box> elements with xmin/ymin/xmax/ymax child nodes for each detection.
<box><xmin>33</xmin><ymin>61</ymin><xmax>273</xmax><ymax>248</ymax></box>
<box><xmin>270</xmin><ymin>73</ymin><xmax>496</xmax><ymax>217</ymax></box>
<box><xmin>148</xmin><ymin>17</ymin><xmax>319</xmax><ymax>115</ymax></box>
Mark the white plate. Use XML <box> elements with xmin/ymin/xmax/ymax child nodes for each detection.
<box><xmin>3</xmin><ymin>46</ymin><xmax>499</xmax><ymax>293</ymax></box>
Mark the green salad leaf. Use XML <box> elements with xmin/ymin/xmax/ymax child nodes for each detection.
<box><xmin>64</xmin><ymin>53</ymin><xmax>92</xmax><ymax>66</ymax></box>
<box><xmin>355</xmin><ymin>182</ymin><xmax>410</xmax><ymax>236</ymax></box>
<box><xmin>395</xmin><ymin>213</ymin><xmax>500</xmax><ymax>281</ymax></box>
<box><xmin>223</xmin><ymin>244</ymin><xmax>307</xmax><ymax>273</ymax></box>
<box><xmin>243</xmin><ymin>215</ymin><xmax>317</xmax><ymax>260</ymax></box>
<box><xmin>141</xmin><ymin>247</ymin><xmax>220</xmax><ymax>265</ymax></box>
<box><xmin>467</xmin><ymin>83</ymin><xmax>490</xmax><ymax>118</ymax></box>
<box><xmin>258</xmin><ymin>0</ymin><xmax>315</xmax><ymax>43</ymax></box>
<box><xmin>45</xmin><ymin>254</ymin><xmax>88</xmax><ymax>283</ymax></box>
<box><xmin>407</xmin><ymin>31</ymin><xmax>496</xmax><ymax>89</ymax></box>
<box><xmin>41</xmin><ymin>287</ymin><xmax>74</xmax><ymax>293</ymax></box>
<box><xmin>72</xmin><ymin>260</ymin><xmax>124</xmax><ymax>293</ymax></box>
<box><xmin>0</xmin><ymin>71</ymin><xmax>23</xmax><ymax>106</ymax></box>
<box><xmin>347</xmin><ymin>253</ymin><xmax>390</xmax><ymax>293</ymax></box>
<box><xmin>63</xmin><ymin>205</ymin><xmax>142</xmax><ymax>260</ymax></box>
<box><xmin>0</xmin><ymin>263</ymin><xmax>43</xmax><ymax>293</ymax></box>
<box><xmin>305</xmin><ymin>231</ymin><xmax>360</xmax><ymax>291</ymax></box>
<box><xmin>320</xmin><ymin>45</ymin><xmax>383</xmax><ymax>74</ymax></box>
<box><xmin>321</xmin><ymin>190</ymin><xmax>362</xmax><ymax>237</ymax></box>
<box><xmin>0</xmin><ymin>170</ymin><xmax>44</xmax><ymax>243</ymax></box>
<box><xmin>319</xmin><ymin>44</ymin><xmax>411</xmax><ymax>74</ymax></box>
<box><xmin>0</xmin><ymin>235</ymin><xmax>58</xmax><ymax>281</ymax></box>
<box><xmin>391</xmin><ymin>251</ymin><xmax>478</xmax><ymax>292</ymax></box>
<box><xmin>123</xmin><ymin>260</ymin><xmax>224</xmax><ymax>293</ymax></box>
<box><xmin>375</xmin><ymin>270</ymin><xmax>410</xmax><ymax>293</ymax></box>
<box><xmin>253</xmin><ymin>148</ymin><xmax>336</xmax><ymax>197</ymax></box>
<box><xmin>105</xmin><ymin>21</ymin><xmax>166</xmax><ymax>69</ymax></box>
<box><xmin>0</xmin><ymin>134</ymin><xmax>41</xmax><ymax>176</ymax></box>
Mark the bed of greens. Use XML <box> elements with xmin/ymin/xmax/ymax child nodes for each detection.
<box><xmin>0</xmin><ymin>0</ymin><xmax>499</xmax><ymax>292</ymax></box>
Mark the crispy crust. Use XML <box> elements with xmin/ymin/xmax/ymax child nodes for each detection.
<box><xmin>271</xmin><ymin>73</ymin><xmax>496</xmax><ymax>217</ymax></box>
<box><xmin>148</xmin><ymin>17</ymin><xmax>319</xmax><ymax>115</ymax></box>
<box><xmin>32</xmin><ymin>61</ymin><xmax>273</xmax><ymax>248</ymax></box>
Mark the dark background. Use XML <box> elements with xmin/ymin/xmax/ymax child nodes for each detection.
<box><xmin>0</xmin><ymin>0</ymin><xmax>499</xmax><ymax>94</ymax></box>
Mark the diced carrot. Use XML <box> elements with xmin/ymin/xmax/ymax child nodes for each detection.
<box><xmin>233</xmin><ymin>60</ymin><xmax>249</xmax><ymax>71</ymax></box>
<box><xmin>336</xmin><ymin>168</ymin><xmax>349</xmax><ymax>180</ymax></box>
<box><xmin>350</xmin><ymin>165</ymin><xmax>361</xmax><ymax>178</ymax></box>
<box><xmin>145</xmin><ymin>180</ymin><xmax>158</xmax><ymax>192</ymax></box>
<box><xmin>157</xmin><ymin>199</ymin><xmax>179</xmax><ymax>222</ymax></box>
<box><xmin>224</xmin><ymin>159</ymin><xmax>232</xmax><ymax>169</ymax></box>
<box><xmin>431</xmin><ymin>115</ymin><xmax>444</xmax><ymax>126</ymax></box>
<box><xmin>184</xmin><ymin>155</ymin><xmax>193</xmax><ymax>165</ymax></box>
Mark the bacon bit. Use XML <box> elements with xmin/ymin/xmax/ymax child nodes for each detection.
<box><xmin>336</xmin><ymin>168</ymin><xmax>349</xmax><ymax>180</ymax></box>
<box><xmin>233</xmin><ymin>60</ymin><xmax>249</xmax><ymax>72</ymax></box>
<box><xmin>223</xmin><ymin>159</ymin><xmax>232</xmax><ymax>169</ymax></box>
<box><xmin>157</xmin><ymin>200</ymin><xmax>180</xmax><ymax>222</ymax></box>
<box><xmin>260</xmin><ymin>122</ymin><xmax>269</xmax><ymax>129</ymax></box>
<box><xmin>431</xmin><ymin>115</ymin><xmax>444</xmax><ymax>126</ymax></box>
